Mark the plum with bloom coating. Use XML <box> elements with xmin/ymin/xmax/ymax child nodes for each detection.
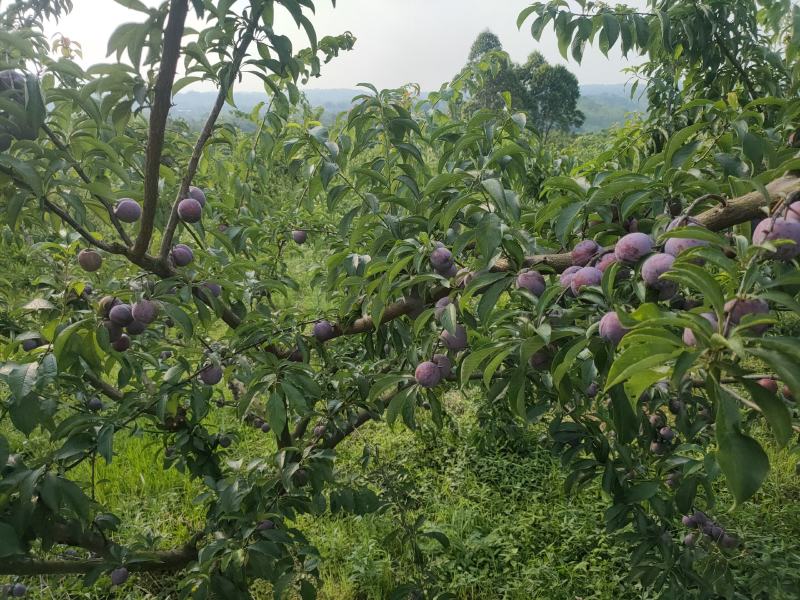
<box><xmin>433</xmin><ymin>353</ymin><xmax>452</xmax><ymax>378</ymax></box>
<box><xmin>188</xmin><ymin>186</ymin><xmax>206</xmax><ymax>207</ymax></box>
<box><xmin>313</xmin><ymin>320</ymin><xmax>335</xmax><ymax>341</ymax></box>
<box><xmin>415</xmin><ymin>361</ymin><xmax>441</xmax><ymax>388</ymax></box>
<box><xmin>682</xmin><ymin>312</ymin><xmax>718</xmax><ymax>346</ymax></box>
<box><xmin>724</xmin><ymin>297</ymin><xmax>770</xmax><ymax>334</ymax></box>
<box><xmin>11</xmin><ymin>583</ymin><xmax>26</xmax><ymax>597</ymax></box>
<box><xmin>440</xmin><ymin>325</ymin><xmax>467</xmax><ymax>351</ymax></box>
<box><xmin>571</xmin><ymin>240</ymin><xmax>600</xmax><ymax>266</ymax></box>
<box><xmin>570</xmin><ymin>266</ymin><xmax>602</xmax><ymax>295</ymax></box>
<box><xmin>78</xmin><ymin>249</ymin><xmax>102</xmax><ymax>272</ymax></box>
<box><xmin>110</xmin><ymin>567</ymin><xmax>129</xmax><ymax>586</ymax></box>
<box><xmin>516</xmin><ymin>269</ymin><xmax>545</xmax><ymax>296</ymax></box>
<box><xmin>109</xmin><ymin>304</ymin><xmax>134</xmax><ymax>326</ymax></box>
<box><xmin>757</xmin><ymin>378</ymin><xmax>778</xmax><ymax>393</ymax></box>
<box><xmin>126</xmin><ymin>320</ymin><xmax>146</xmax><ymax>335</ymax></box>
<box><xmin>200</xmin><ymin>365</ymin><xmax>223</xmax><ymax>385</ymax></box>
<box><xmin>430</xmin><ymin>247</ymin><xmax>453</xmax><ymax>271</ymax></box>
<box><xmin>132</xmin><ymin>299</ymin><xmax>157</xmax><ymax>324</ymax></box>
<box><xmin>752</xmin><ymin>217</ymin><xmax>800</xmax><ymax>260</ymax></box>
<box><xmin>171</xmin><ymin>244</ymin><xmax>193</xmax><ymax>266</ymax></box>
<box><xmin>292</xmin><ymin>230</ymin><xmax>307</xmax><ymax>244</ymax></box>
<box><xmin>641</xmin><ymin>253</ymin><xmax>675</xmax><ymax>291</ymax></box>
<box><xmin>112</xmin><ymin>334</ymin><xmax>131</xmax><ymax>351</ymax></box>
<box><xmin>114</xmin><ymin>199</ymin><xmax>141</xmax><ymax>223</ymax></box>
<box><xmin>559</xmin><ymin>265</ymin><xmax>581</xmax><ymax>290</ymax></box>
<box><xmin>615</xmin><ymin>232</ymin><xmax>653</xmax><ymax>263</ymax></box>
<box><xmin>599</xmin><ymin>312</ymin><xmax>629</xmax><ymax>346</ymax></box>
<box><xmin>596</xmin><ymin>252</ymin><xmax>618</xmax><ymax>272</ymax></box>
<box><xmin>177</xmin><ymin>198</ymin><xmax>203</xmax><ymax>223</ymax></box>
<box><xmin>434</xmin><ymin>297</ymin><xmax>452</xmax><ymax>319</ymax></box>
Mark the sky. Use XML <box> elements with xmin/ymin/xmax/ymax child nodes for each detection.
<box><xmin>45</xmin><ymin>0</ymin><xmax>646</xmax><ymax>92</ymax></box>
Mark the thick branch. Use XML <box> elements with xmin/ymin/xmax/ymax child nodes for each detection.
<box><xmin>159</xmin><ymin>8</ymin><xmax>264</xmax><ymax>260</ymax></box>
<box><xmin>43</xmin><ymin>198</ymin><xmax>128</xmax><ymax>255</ymax></box>
<box><xmin>0</xmin><ymin>547</ymin><xmax>196</xmax><ymax>576</ymax></box>
<box><xmin>132</xmin><ymin>0</ymin><xmax>189</xmax><ymax>258</ymax></box>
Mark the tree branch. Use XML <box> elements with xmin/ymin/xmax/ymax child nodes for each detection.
<box><xmin>0</xmin><ymin>547</ymin><xmax>197</xmax><ymax>576</ymax></box>
<box><xmin>42</xmin><ymin>198</ymin><xmax>128</xmax><ymax>255</ymax></box>
<box><xmin>41</xmin><ymin>124</ymin><xmax>133</xmax><ymax>247</ymax></box>
<box><xmin>159</xmin><ymin>7</ymin><xmax>265</xmax><ymax>261</ymax></box>
<box><xmin>132</xmin><ymin>0</ymin><xmax>189</xmax><ymax>258</ymax></box>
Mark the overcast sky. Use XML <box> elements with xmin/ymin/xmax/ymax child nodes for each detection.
<box><xmin>46</xmin><ymin>0</ymin><xmax>645</xmax><ymax>91</ymax></box>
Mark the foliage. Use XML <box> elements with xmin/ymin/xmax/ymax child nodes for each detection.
<box><xmin>0</xmin><ymin>0</ymin><xmax>800</xmax><ymax>599</ymax></box>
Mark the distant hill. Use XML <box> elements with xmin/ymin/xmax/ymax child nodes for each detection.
<box><xmin>173</xmin><ymin>83</ymin><xmax>646</xmax><ymax>132</ymax></box>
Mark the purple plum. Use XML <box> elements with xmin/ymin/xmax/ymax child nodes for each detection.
<box><xmin>114</xmin><ymin>199</ymin><xmax>141</xmax><ymax>223</ymax></box>
<box><xmin>292</xmin><ymin>229</ymin><xmax>307</xmax><ymax>244</ymax></box>
<box><xmin>199</xmin><ymin>365</ymin><xmax>223</xmax><ymax>386</ymax></box>
<box><xmin>171</xmin><ymin>244</ymin><xmax>193</xmax><ymax>267</ymax></box>
<box><xmin>188</xmin><ymin>186</ymin><xmax>206</xmax><ymax>207</ymax></box>
<box><xmin>109</xmin><ymin>304</ymin><xmax>134</xmax><ymax>326</ymax></box>
<box><xmin>682</xmin><ymin>312</ymin><xmax>718</xmax><ymax>346</ymax></box>
<box><xmin>132</xmin><ymin>299</ymin><xmax>158</xmax><ymax>324</ymax></box>
<box><xmin>313</xmin><ymin>320</ymin><xmax>336</xmax><ymax>341</ymax></box>
<box><xmin>615</xmin><ymin>232</ymin><xmax>653</xmax><ymax>263</ymax></box>
<box><xmin>415</xmin><ymin>361</ymin><xmax>441</xmax><ymax>388</ymax></box>
<box><xmin>570</xmin><ymin>266</ymin><xmax>602</xmax><ymax>295</ymax></box>
<box><xmin>78</xmin><ymin>249</ymin><xmax>102</xmax><ymax>272</ymax></box>
<box><xmin>571</xmin><ymin>240</ymin><xmax>600</xmax><ymax>266</ymax></box>
<box><xmin>599</xmin><ymin>311</ymin><xmax>629</xmax><ymax>346</ymax></box>
<box><xmin>440</xmin><ymin>324</ymin><xmax>468</xmax><ymax>351</ymax></box>
<box><xmin>752</xmin><ymin>217</ymin><xmax>800</xmax><ymax>260</ymax></box>
<box><xmin>177</xmin><ymin>198</ymin><xmax>202</xmax><ymax>223</ymax></box>
<box><xmin>516</xmin><ymin>269</ymin><xmax>546</xmax><ymax>296</ymax></box>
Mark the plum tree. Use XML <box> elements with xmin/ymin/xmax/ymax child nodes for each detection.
<box><xmin>78</xmin><ymin>249</ymin><xmax>103</xmax><ymax>272</ymax></box>
<box><xmin>1</xmin><ymin>0</ymin><xmax>799</xmax><ymax>598</ymax></box>
<box><xmin>114</xmin><ymin>199</ymin><xmax>142</xmax><ymax>223</ymax></box>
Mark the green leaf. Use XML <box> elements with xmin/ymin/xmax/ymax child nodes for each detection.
<box><xmin>711</xmin><ymin>381</ymin><xmax>769</xmax><ymax>506</ymax></box>
<box><xmin>266</xmin><ymin>390</ymin><xmax>286</xmax><ymax>436</ymax></box>
<box><xmin>738</xmin><ymin>382</ymin><xmax>792</xmax><ymax>448</ymax></box>
<box><xmin>460</xmin><ymin>346</ymin><xmax>500</xmax><ymax>386</ymax></box>
<box><xmin>0</xmin><ymin>523</ymin><xmax>23</xmax><ymax>558</ymax></box>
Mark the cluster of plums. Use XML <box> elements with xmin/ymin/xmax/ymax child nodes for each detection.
<box><xmin>1</xmin><ymin>583</ymin><xmax>26</xmax><ymax>597</ymax></box>
<box><xmin>77</xmin><ymin>188</ymin><xmax>211</xmax><ymax>273</ymax></box>
<box><xmin>647</xmin><ymin>414</ymin><xmax>676</xmax><ymax>455</ymax></box>
<box><xmin>681</xmin><ymin>511</ymin><xmax>738</xmax><ymax>550</ymax></box>
<box><xmin>98</xmin><ymin>296</ymin><xmax>159</xmax><ymax>352</ymax></box>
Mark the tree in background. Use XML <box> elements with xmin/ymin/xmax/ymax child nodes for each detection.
<box><xmin>517</xmin><ymin>51</ymin><xmax>584</xmax><ymax>139</ymax></box>
<box><xmin>461</xmin><ymin>32</ymin><xmax>583</xmax><ymax>137</ymax></box>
